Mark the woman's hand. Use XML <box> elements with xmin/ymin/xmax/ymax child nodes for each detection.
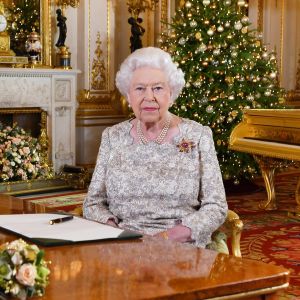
<box><xmin>106</xmin><ymin>218</ymin><xmax>118</xmax><ymax>228</ymax></box>
<box><xmin>155</xmin><ymin>224</ymin><xmax>193</xmax><ymax>243</ymax></box>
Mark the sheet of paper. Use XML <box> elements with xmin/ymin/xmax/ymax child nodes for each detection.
<box><xmin>0</xmin><ymin>213</ymin><xmax>124</xmax><ymax>242</ymax></box>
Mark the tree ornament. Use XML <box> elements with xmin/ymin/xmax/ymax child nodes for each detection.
<box><xmin>203</xmin><ymin>0</ymin><xmax>211</xmax><ymax>5</ymax></box>
<box><xmin>262</xmin><ymin>52</ymin><xmax>268</xmax><ymax>59</ymax></box>
<box><xmin>231</xmin><ymin>51</ymin><xmax>238</xmax><ymax>57</ymax></box>
<box><xmin>227</xmin><ymin>117</ymin><xmax>233</xmax><ymax>123</ymax></box>
<box><xmin>228</xmin><ymin>95</ymin><xmax>235</xmax><ymax>100</ymax></box>
<box><xmin>264</xmin><ymin>90</ymin><xmax>271</xmax><ymax>96</ymax></box>
<box><xmin>246</xmin><ymin>95</ymin><xmax>254</xmax><ymax>101</ymax></box>
<box><xmin>213</xmin><ymin>49</ymin><xmax>220</xmax><ymax>56</ymax></box>
<box><xmin>185</xmin><ymin>1</ymin><xmax>192</xmax><ymax>8</ymax></box>
<box><xmin>241</xmin><ymin>16</ymin><xmax>249</xmax><ymax>24</ymax></box>
<box><xmin>237</xmin><ymin>0</ymin><xmax>245</xmax><ymax>6</ymax></box>
<box><xmin>231</xmin><ymin>110</ymin><xmax>238</xmax><ymax>117</ymax></box>
<box><xmin>234</xmin><ymin>21</ymin><xmax>242</xmax><ymax>30</ymax></box>
<box><xmin>190</xmin><ymin>20</ymin><xmax>198</xmax><ymax>28</ymax></box>
<box><xmin>224</xmin><ymin>0</ymin><xmax>231</xmax><ymax>5</ymax></box>
<box><xmin>241</xmin><ymin>27</ymin><xmax>248</xmax><ymax>34</ymax></box>
<box><xmin>178</xmin><ymin>37</ymin><xmax>186</xmax><ymax>45</ymax></box>
<box><xmin>206</xmin><ymin>105</ymin><xmax>214</xmax><ymax>113</ymax></box>
<box><xmin>195</xmin><ymin>32</ymin><xmax>202</xmax><ymax>40</ymax></box>
<box><xmin>225</xmin><ymin>21</ymin><xmax>230</xmax><ymax>27</ymax></box>
<box><xmin>193</xmin><ymin>80</ymin><xmax>202</xmax><ymax>87</ymax></box>
<box><xmin>217</xmin><ymin>25</ymin><xmax>224</xmax><ymax>32</ymax></box>
<box><xmin>198</xmin><ymin>43</ymin><xmax>207</xmax><ymax>52</ymax></box>
<box><xmin>207</xmin><ymin>29</ymin><xmax>214</xmax><ymax>36</ymax></box>
<box><xmin>269</xmin><ymin>72</ymin><xmax>277</xmax><ymax>79</ymax></box>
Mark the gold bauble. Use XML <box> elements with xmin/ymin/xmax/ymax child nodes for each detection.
<box><xmin>195</xmin><ymin>32</ymin><xmax>202</xmax><ymax>40</ymax></box>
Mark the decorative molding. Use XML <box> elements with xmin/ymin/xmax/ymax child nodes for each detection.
<box><xmin>56</xmin><ymin>0</ymin><xmax>80</xmax><ymax>8</ymax></box>
<box><xmin>55</xmin><ymin>106</ymin><xmax>71</xmax><ymax>117</ymax></box>
<box><xmin>279</xmin><ymin>0</ymin><xmax>285</xmax><ymax>85</ymax></box>
<box><xmin>296</xmin><ymin>51</ymin><xmax>300</xmax><ymax>90</ymax></box>
<box><xmin>257</xmin><ymin>0</ymin><xmax>264</xmax><ymax>32</ymax></box>
<box><xmin>127</xmin><ymin>0</ymin><xmax>159</xmax><ymax>18</ymax></box>
<box><xmin>55</xmin><ymin>80</ymin><xmax>71</xmax><ymax>101</ymax></box>
<box><xmin>160</xmin><ymin>0</ymin><xmax>169</xmax><ymax>33</ymax></box>
<box><xmin>91</xmin><ymin>32</ymin><xmax>107</xmax><ymax>91</ymax></box>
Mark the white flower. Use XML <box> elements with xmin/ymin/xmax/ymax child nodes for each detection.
<box><xmin>10</xmin><ymin>283</ymin><xmax>21</xmax><ymax>296</ymax></box>
<box><xmin>11</xmin><ymin>252</ymin><xmax>23</xmax><ymax>265</ymax></box>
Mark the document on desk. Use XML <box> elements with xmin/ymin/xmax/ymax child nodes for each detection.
<box><xmin>0</xmin><ymin>213</ymin><xmax>142</xmax><ymax>246</ymax></box>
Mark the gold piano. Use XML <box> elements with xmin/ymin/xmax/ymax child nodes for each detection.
<box><xmin>229</xmin><ymin>109</ymin><xmax>300</xmax><ymax>211</ymax></box>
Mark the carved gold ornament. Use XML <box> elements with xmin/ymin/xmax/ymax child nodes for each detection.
<box><xmin>127</xmin><ymin>0</ymin><xmax>159</xmax><ymax>18</ymax></box>
<box><xmin>56</xmin><ymin>0</ymin><xmax>79</xmax><ymax>8</ymax></box>
<box><xmin>91</xmin><ymin>32</ymin><xmax>107</xmax><ymax>91</ymax></box>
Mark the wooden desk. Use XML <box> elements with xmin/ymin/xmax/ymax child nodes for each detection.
<box><xmin>0</xmin><ymin>194</ymin><xmax>289</xmax><ymax>300</ymax></box>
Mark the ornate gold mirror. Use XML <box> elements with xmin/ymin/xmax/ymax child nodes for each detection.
<box><xmin>4</xmin><ymin>0</ymin><xmax>52</xmax><ymax>66</ymax></box>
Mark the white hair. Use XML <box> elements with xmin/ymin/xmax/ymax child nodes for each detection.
<box><xmin>115</xmin><ymin>47</ymin><xmax>185</xmax><ymax>103</ymax></box>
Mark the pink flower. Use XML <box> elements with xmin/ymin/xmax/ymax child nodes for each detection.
<box><xmin>16</xmin><ymin>263</ymin><xmax>37</xmax><ymax>286</ymax></box>
<box><xmin>12</xmin><ymin>137</ymin><xmax>21</xmax><ymax>145</ymax></box>
<box><xmin>23</xmin><ymin>147</ymin><xmax>30</xmax><ymax>155</ymax></box>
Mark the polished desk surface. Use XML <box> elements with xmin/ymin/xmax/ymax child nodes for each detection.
<box><xmin>0</xmin><ymin>194</ymin><xmax>289</xmax><ymax>300</ymax></box>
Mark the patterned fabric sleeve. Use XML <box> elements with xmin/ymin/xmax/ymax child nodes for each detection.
<box><xmin>83</xmin><ymin>128</ymin><xmax>118</xmax><ymax>224</ymax></box>
<box><xmin>181</xmin><ymin>126</ymin><xmax>228</xmax><ymax>248</ymax></box>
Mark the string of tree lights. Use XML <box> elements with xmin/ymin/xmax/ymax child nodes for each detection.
<box><xmin>159</xmin><ymin>0</ymin><xmax>287</xmax><ymax>184</ymax></box>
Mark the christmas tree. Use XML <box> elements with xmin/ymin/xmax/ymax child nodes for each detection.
<box><xmin>7</xmin><ymin>0</ymin><xmax>40</xmax><ymax>56</ymax></box>
<box><xmin>160</xmin><ymin>0</ymin><xmax>286</xmax><ymax>183</ymax></box>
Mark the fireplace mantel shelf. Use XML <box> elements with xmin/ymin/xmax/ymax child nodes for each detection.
<box><xmin>0</xmin><ymin>68</ymin><xmax>81</xmax><ymax>173</ymax></box>
<box><xmin>0</xmin><ymin>67</ymin><xmax>81</xmax><ymax>76</ymax></box>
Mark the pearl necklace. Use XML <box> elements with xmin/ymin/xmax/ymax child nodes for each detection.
<box><xmin>137</xmin><ymin>116</ymin><xmax>171</xmax><ymax>145</ymax></box>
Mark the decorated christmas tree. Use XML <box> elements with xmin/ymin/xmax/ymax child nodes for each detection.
<box><xmin>7</xmin><ymin>0</ymin><xmax>40</xmax><ymax>56</ymax></box>
<box><xmin>160</xmin><ymin>0</ymin><xmax>286</xmax><ymax>183</ymax></box>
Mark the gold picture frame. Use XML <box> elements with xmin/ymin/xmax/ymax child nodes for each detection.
<box><xmin>5</xmin><ymin>0</ymin><xmax>52</xmax><ymax>66</ymax></box>
<box><xmin>40</xmin><ymin>0</ymin><xmax>52</xmax><ymax>66</ymax></box>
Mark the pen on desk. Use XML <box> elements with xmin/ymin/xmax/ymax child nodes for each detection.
<box><xmin>49</xmin><ymin>215</ymin><xmax>74</xmax><ymax>225</ymax></box>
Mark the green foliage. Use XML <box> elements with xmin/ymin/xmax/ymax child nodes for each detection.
<box><xmin>160</xmin><ymin>0</ymin><xmax>286</xmax><ymax>182</ymax></box>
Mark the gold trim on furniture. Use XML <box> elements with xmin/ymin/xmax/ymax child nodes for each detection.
<box><xmin>224</xmin><ymin>210</ymin><xmax>243</xmax><ymax>257</ymax></box>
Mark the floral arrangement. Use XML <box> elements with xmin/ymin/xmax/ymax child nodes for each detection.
<box><xmin>0</xmin><ymin>239</ymin><xmax>50</xmax><ymax>300</ymax></box>
<box><xmin>0</xmin><ymin>122</ymin><xmax>51</xmax><ymax>182</ymax></box>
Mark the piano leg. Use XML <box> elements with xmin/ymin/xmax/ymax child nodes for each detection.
<box><xmin>254</xmin><ymin>156</ymin><xmax>279</xmax><ymax>210</ymax></box>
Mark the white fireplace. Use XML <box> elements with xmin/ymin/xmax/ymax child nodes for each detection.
<box><xmin>0</xmin><ymin>68</ymin><xmax>80</xmax><ymax>173</ymax></box>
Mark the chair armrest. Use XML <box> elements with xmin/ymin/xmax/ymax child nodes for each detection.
<box><xmin>224</xmin><ymin>210</ymin><xmax>244</xmax><ymax>257</ymax></box>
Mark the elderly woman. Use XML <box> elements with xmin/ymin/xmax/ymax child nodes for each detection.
<box><xmin>83</xmin><ymin>47</ymin><xmax>227</xmax><ymax>248</ymax></box>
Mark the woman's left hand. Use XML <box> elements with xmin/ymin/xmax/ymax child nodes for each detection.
<box><xmin>155</xmin><ymin>224</ymin><xmax>193</xmax><ymax>243</ymax></box>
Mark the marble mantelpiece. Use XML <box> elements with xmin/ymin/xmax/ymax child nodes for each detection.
<box><xmin>0</xmin><ymin>68</ymin><xmax>81</xmax><ymax>173</ymax></box>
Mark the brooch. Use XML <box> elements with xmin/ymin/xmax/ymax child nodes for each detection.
<box><xmin>177</xmin><ymin>138</ymin><xmax>196</xmax><ymax>153</ymax></box>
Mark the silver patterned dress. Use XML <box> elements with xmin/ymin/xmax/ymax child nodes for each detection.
<box><xmin>83</xmin><ymin>118</ymin><xmax>228</xmax><ymax>248</ymax></box>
